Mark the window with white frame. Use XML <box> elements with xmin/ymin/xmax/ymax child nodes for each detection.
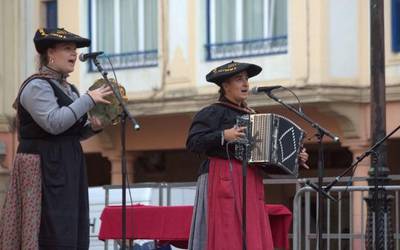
<box><xmin>89</xmin><ymin>0</ymin><xmax>158</xmax><ymax>69</ymax></box>
<box><xmin>206</xmin><ymin>0</ymin><xmax>287</xmax><ymax>60</ymax></box>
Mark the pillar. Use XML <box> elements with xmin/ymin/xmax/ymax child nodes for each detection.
<box><xmin>102</xmin><ymin>151</ymin><xmax>137</xmax><ymax>185</ymax></box>
<box><xmin>344</xmin><ymin>140</ymin><xmax>370</xmax><ymax>250</ymax></box>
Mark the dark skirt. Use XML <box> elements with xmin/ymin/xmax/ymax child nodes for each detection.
<box><xmin>37</xmin><ymin>138</ymin><xmax>89</xmax><ymax>249</ymax></box>
<box><xmin>2</xmin><ymin>137</ymin><xmax>90</xmax><ymax>250</ymax></box>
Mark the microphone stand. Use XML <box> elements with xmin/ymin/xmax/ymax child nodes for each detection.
<box><xmin>264</xmin><ymin>91</ymin><xmax>339</xmax><ymax>250</ymax></box>
<box><xmin>91</xmin><ymin>57</ymin><xmax>140</xmax><ymax>250</ymax></box>
<box><xmin>242</xmin><ymin>143</ymin><xmax>249</xmax><ymax>250</ymax></box>
<box><xmin>324</xmin><ymin>123</ymin><xmax>400</xmax><ymax>192</ymax></box>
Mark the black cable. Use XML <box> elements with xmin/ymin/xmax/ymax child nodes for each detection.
<box><xmin>278</xmin><ymin>86</ymin><xmax>304</xmax><ymax>113</ymax></box>
<box><xmin>107</xmin><ymin>56</ymin><xmax>119</xmax><ymax>86</ymax></box>
<box><xmin>226</xmin><ymin>140</ymin><xmax>235</xmax><ymax>172</ymax></box>
<box><xmin>104</xmin><ymin>55</ymin><xmax>134</xmax><ymax>206</ymax></box>
<box><xmin>105</xmin><ymin>55</ymin><xmax>135</xmax><ymax>250</ymax></box>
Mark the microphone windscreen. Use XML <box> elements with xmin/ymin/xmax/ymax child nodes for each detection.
<box><xmin>78</xmin><ymin>53</ymin><xmax>86</xmax><ymax>62</ymax></box>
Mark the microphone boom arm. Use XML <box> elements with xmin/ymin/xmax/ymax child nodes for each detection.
<box><xmin>266</xmin><ymin>92</ymin><xmax>339</xmax><ymax>142</ymax></box>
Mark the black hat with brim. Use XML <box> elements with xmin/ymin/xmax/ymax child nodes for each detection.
<box><xmin>33</xmin><ymin>28</ymin><xmax>91</xmax><ymax>54</ymax></box>
<box><xmin>206</xmin><ymin>61</ymin><xmax>262</xmax><ymax>86</ymax></box>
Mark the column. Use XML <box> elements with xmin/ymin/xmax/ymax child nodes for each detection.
<box><xmin>344</xmin><ymin>140</ymin><xmax>370</xmax><ymax>250</ymax></box>
<box><xmin>102</xmin><ymin>151</ymin><xmax>137</xmax><ymax>185</ymax></box>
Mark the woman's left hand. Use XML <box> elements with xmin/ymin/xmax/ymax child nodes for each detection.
<box><xmin>299</xmin><ymin>147</ymin><xmax>310</xmax><ymax>169</ymax></box>
<box><xmin>89</xmin><ymin>115</ymin><xmax>104</xmax><ymax>132</ymax></box>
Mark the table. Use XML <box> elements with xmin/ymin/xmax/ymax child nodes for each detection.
<box><xmin>99</xmin><ymin>204</ymin><xmax>292</xmax><ymax>249</ymax></box>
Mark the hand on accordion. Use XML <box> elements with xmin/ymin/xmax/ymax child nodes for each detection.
<box><xmin>298</xmin><ymin>147</ymin><xmax>310</xmax><ymax>169</ymax></box>
<box><xmin>223</xmin><ymin>125</ymin><xmax>247</xmax><ymax>142</ymax></box>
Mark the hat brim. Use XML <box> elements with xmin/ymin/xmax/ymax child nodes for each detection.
<box><xmin>206</xmin><ymin>63</ymin><xmax>262</xmax><ymax>85</ymax></box>
<box><xmin>35</xmin><ymin>37</ymin><xmax>91</xmax><ymax>54</ymax></box>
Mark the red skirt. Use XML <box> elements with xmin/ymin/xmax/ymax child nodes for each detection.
<box><xmin>207</xmin><ymin>157</ymin><xmax>274</xmax><ymax>250</ymax></box>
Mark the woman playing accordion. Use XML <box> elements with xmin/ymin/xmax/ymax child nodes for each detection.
<box><xmin>186</xmin><ymin>61</ymin><xmax>309</xmax><ymax>250</ymax></box>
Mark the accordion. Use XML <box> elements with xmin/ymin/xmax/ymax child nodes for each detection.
<box><xmin>235</xmin><ymin>113</ymin><xmax>305</xmax><ymax>177</ymax></box>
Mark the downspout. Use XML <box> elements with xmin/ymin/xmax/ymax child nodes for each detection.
<box><xmin>305</xmin><ymin>0</ymin><xmax>310</xmax><ymax>84</ymax></box>
<box><xmin>159</xmin><ymin>0</ymin><xmax>169</xmax><ymax>94</ymax></box>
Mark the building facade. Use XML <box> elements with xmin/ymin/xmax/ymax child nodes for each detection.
<box><xmin>1</xmin><ymin>0</ymin><xmax>400</xmax><ymax>248</ymax></box>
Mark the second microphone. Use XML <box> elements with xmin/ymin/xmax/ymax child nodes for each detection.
<box><xmin>79</xmin><ymin>51</ymin><xmax>104</xmax><ymax>62</ymax></box>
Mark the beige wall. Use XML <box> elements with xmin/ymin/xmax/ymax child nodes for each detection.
<box><xmin>0</xmin><ymin>0</ymin><xmax>42</xmax><ymax>213</ymax></box>
<box><xmin>57</xmin><ymin>0</ymin><xmax>82</xmax><ymax>85</ymax></box>
<box><xmin>0</xmin><ymin>0</ymin><xmax>45</xmax><ymax>169</ymax></box>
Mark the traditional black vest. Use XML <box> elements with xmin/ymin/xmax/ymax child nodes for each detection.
<box><xmin>17</xmin><ymin>77</ymin><xmax>87</xmax><ymax>140</ymax></box>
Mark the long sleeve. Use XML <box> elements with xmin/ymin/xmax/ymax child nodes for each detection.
<box><xmin>186</xmin><ymin>105</ymin><xmax>224</xmax><ymax>154</ymax></box>
<box><xmin>20</xmin><ymin>78</ymin><xmax>95</xmax><ymax>135</ymax></box>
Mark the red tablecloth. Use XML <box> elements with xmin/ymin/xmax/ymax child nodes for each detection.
<box><xmin>99</xmin><ymin>204</ymin><xmax>292</xmax><ymax>249</ymax></box>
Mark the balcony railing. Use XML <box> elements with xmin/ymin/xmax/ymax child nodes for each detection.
<box><xmin>205</xmin><ymin>36</ymin><xmax>288</xmax><ymax>61</ymax></box>
<box><xmin>89</xmin><ymin>50</ymin><xmax>158</xmax><ymax>71</ymax></box>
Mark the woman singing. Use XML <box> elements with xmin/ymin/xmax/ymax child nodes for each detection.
<box><xmin>187</xmin><ymin>61</ymin><xmax>308</xmax><ymax>250</ymax></box>
<box><xmin>0</xmin><ymin>28</ymin><xmax>112</xmax><ymax>250</ymax></box>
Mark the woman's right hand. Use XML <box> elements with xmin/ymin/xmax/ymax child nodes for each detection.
<box><xmin>223</xmin><ymin>126</ymin><xmax>247</xmax><ymax>142</ymax></box>
<box><xmin>87</xmin><ymin>85</ymin><xmax>113</xmax><ymax>104</ymax></box>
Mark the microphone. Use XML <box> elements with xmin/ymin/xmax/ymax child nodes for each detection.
<box><xmin>79</xmin><ymin>51</ymin><xmax>104</xmax><ymax>62</ymax></box>
<box><xmin>251</xmin><ymin>85</ymin><xmax>281</xmax><ymax>94</ymax></box>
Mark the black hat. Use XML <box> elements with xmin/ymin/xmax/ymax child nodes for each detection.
<box><xmin>206</xmin><ymin>61</ymin><xmax>262</xmax><ymax>85</ymax></box>
<box><xmin>33</xmin><ymin>28</ymin><xmax>91</xmax><ymax>54</ymax></box>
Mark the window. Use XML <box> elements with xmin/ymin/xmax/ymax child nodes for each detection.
<box><xmin>206</xmin><ymin>0</ymin><xmax>287</xmax><ymax>60</ymax></box>
<box><xmin>392</xmin><ymin>0</ymin><xmax>400</xmax><ymax>52</ymax></box>
<box><xmin>45</xmin><ymin>0</ymin><xmax>57</xmax><ymax>29</ymax></box>
<box><xmin>89</xmin><ymin>0</ymin><xmax>158</xmax><ymax>70</ymax></box>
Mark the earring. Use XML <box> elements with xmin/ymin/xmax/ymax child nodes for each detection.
<box><xmin>49</xmin><ymin>58</ymin><xmax>55</xmax><ymax>64</ymax></box>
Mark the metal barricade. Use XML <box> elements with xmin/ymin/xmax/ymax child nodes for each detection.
<box><xmin>90</xmin><ymin>176</ymin><xmax>400</xmax><ymax>249</ymax></box>
<box><xmin>91</xmin><ymin>182</ymin><xmax>197</xmax><ymax>250</ymax></box>
<box><xmin>292</xmin><ymin>185</ymin><xmax>400</xmax><ymax>250</ymax></box>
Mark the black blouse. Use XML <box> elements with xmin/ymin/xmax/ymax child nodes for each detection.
<box><xmin>186</xmin><ymin>99</ymin><xmax>254</xmax><ymax>174</ymax></box>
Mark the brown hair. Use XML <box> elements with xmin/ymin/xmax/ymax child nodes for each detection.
<box><xmin>218</xmin><ymin>86</ymin><xmax>225</xmax><ymax>100</ymax></box>
<box><xmin>39</xmin><ymin>53</ymin><xmax>49</xmax><ymax>68</ymax></box>
<box><xmin>37</xmin><ymin>44</ymin><xmax>56</xmax><ymax>69</ymax></box>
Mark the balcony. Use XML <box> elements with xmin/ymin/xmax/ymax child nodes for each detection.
<box><xmin>205</xmin><ymin>36</ymin><xmax>288</xmax><ymax>61</ymax></box>
<box><xmin>89</xmin><ymin>50</ymin><xmax>158</xmax><ymax>71</ymax></box>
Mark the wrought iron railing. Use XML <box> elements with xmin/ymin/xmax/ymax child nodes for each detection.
<box><xmin>89</xmin><ymin>50</ymin><xmax>158</xmax><ymax>71</ymax></box>
<box><xmin>205</xmin><ymin>36</ymin><xmax>287</xmax><ymax>61</ymax></box>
